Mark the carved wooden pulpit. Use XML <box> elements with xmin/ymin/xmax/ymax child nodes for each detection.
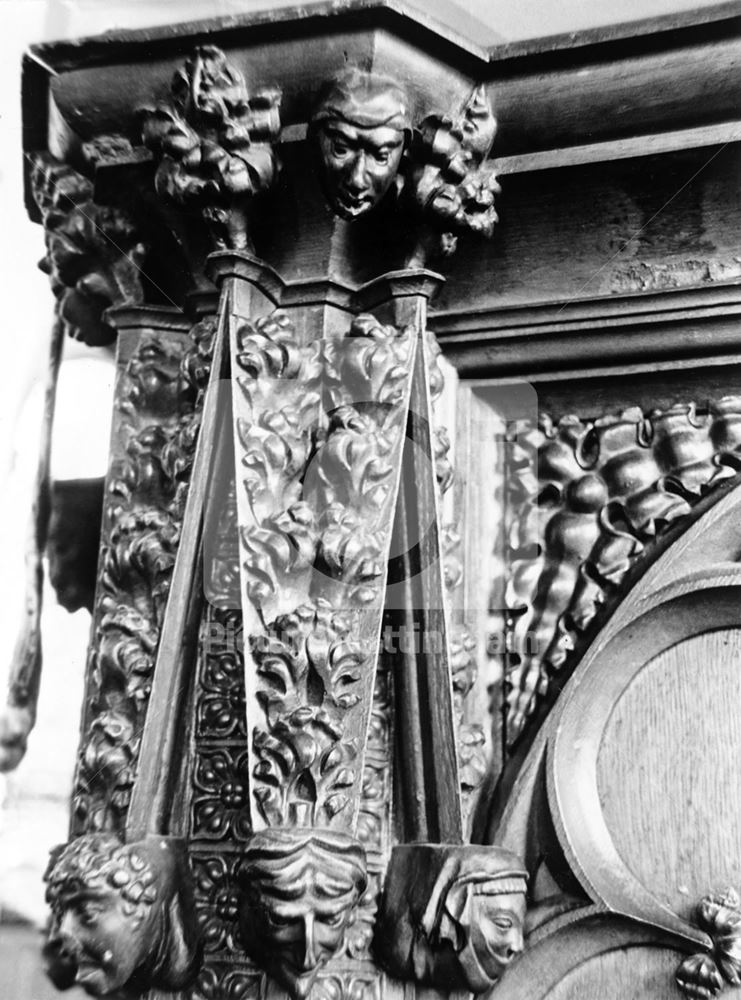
<box><xmin>6</xmin><ymin>3</ymin><xmax>741</xmax><ymax>1000</ymax></box>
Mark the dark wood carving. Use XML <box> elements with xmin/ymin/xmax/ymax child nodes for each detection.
<box><xmin>31</xmin><ymin>155</ymin><xmax>147</xmax><ymax>347</ymax></box>
<box><xmin>376</xmin><ymin>845</ymin><xmax>527</xmax><ymax>992</ymax></box>
<box><xmin>140</xmin><ymin>45</ymin><xmax>281</xmax><ymax>252</ymax></box>
<box><xmin>20</xmin><ymin>8</ymin><xmax>741</xmax><ymax>1000</ymax></box>
<box><xmin>43</xmin><ymin>834</ymin><xmax>201</xmax><ymax>996</ymax></box>
<box><xmin>502</xmin><ymin>401</ymin><xmax>741</xmax><ymax>747</ymax></box>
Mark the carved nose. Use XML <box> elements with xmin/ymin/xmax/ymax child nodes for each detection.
<box><xmin>347</xmin><ymin>154</ymin><xmax>368</xmax><ymax>192</ymax></box>
<box><xmin>507</xmin><ymin>928</ymin><xmax>524</xmax><ymax>959</ymax></box>
<box><xmin>300</xmin><ymin>914</ymin><xmax>317</xmax><ymax>971</ymax></box>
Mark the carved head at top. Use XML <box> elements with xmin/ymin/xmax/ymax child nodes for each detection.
<box><xmin>44</xmin><ymin>833</ymin><xmax>201</xmax><ymax>997</ymax></box>
<box><xmin>310</xmin><ymin>69</ymin><xmax>411</xmax><ymax>221</ymax></box>
<box><xmin>239</xmin><ymin>827</ymin><xmax>368</xmax><ymax>999</ymax></box>
<box><xmin>376</xmin><ymin>844</ymin><xmax>528</xmax><ymax>993</ymax></box>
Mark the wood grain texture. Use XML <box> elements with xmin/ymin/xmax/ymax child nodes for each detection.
<box><xmin>435</xmin><ymin>145</ymin><xmax>741</xmax><ymax>320</ymax></box>
<box><xmin>598</xmin><ymin>628</ymin><xmax>741</xmax><ymax>923</ymax></box>
<box><xmin>545</xmin><ymin>946</ymin><xmax>687</xmax><ymax>1000</ymax></box>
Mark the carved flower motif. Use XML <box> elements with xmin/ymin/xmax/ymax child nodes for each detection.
<box><xmin>192</xmin><ymin>855</ymin><xmax>243</xmax><ymax>954</ymax></box>
<box><xmin>192</xmin><ymin>749</ymin><xmax>252</xmax><ymax>841</ymax></box>
<box><xmin>197</xmin><ymin>648</ymin><xmax>246</xmax><ymax>739</ymax></box>
<box><xmin>677</xmin><ymin>954</ymin><xmax>725</xmax><ymax>1000</ymax></box>
<box><xmin>193</xmin><ymin>964</ymin><xmax>260</xmax><ymax>1000</ymax></box>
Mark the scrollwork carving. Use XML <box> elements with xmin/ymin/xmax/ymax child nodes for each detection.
<box><xmin>140</xmin><ymin>45</ymin><xmax>281</xmax><ymax>251</ymax></box>
<box><xmin>504</xmin><ymin>400</ymin><xmax>741</xmax><ymax>747</ymax></box>
<box><xmin>376</xmin><ymin>844</ymin><xmax>528</xmax><ymax>993</ymax></box>
<box><xmin>43</xmin><ymin>833</ymin><xmax>201</xmax><ymax>996</ymax></box>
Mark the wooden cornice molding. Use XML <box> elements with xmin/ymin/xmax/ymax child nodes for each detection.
<box><xmin>22</xmin><ymin>1</ymin><xmax>741</xmax><ymax>217</ymax></box>
<box><xmin>430</xmin><ymin>281</ymin><xmax>741</xmax><ymax>379</ymax></box>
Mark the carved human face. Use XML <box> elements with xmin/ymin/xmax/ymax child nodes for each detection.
<box><xmin>316</xmin><ymin>119</ymin><xmax>405</xmax><ymax>220</ymax></box>
<box><xmin>465</xmin><ymin>890</ymin><xmax>526</xmax><ymax>984</ymax></box>
<box><xmin>52</xmin><ymin>888</ymin><xmax>152</xmax><ymax>996</ymax></box>
<box><xmin>258</xmin><ymin>881</ymin><xmax>355</xmax><ymax>998</ymax></box>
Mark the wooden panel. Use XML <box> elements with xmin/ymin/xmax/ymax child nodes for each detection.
<box><xmin>436</xmin><ymin>145</ymin><xmax>741</xmax><ymax>315</ymax></box>
<box><xmin>598</xmin><ymin>628</ymin><xmax>741</xmax><ymax>923</ymax></box>
<box><xmin>546</xmin><ymin>946</ymin><xmax>696</xmax><ymax>1000</ymax></box>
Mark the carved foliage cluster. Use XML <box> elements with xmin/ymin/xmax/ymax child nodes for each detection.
<box><xmin>140</xmin><ymin>46</ymin><xmax>281</xmax><ymax>251</ymax></box>
<box><xmin>31</xmin><ymin>155</ymin><xmax>147</xmax><ymax>345</ymax></box>
<box><xmin>72</xmin><ymin>318</ymin><xmax>215</xmax><ymax>835</ymax></box>
<box><xmin>405</xmin><ymin>84</ymin><xmax>500</xmax><ymax>259</ymax></box>
<box><xmin>503</xmin><ymin>400</ymin><xmax>741</xmax><ymax>746</ymax></box>
<box><xmin>232</xmin><ymin>310</ymin><xmax>414</xmax><ymax>829</ymax></box>
<box><xmin>677</xmin><ymin>888</ymin><xmax>741</xmax><ymax>999</ymax></box>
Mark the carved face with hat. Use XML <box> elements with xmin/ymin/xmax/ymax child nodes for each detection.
<box><xmin>376</xmin><ymin>843</ymin><xmax>528</xmax><ymax>993</ymax></box>
<box><xmin>311</xmin><ymin>69</ymin><xmax>411</xmax><ymax>220</ymax></box>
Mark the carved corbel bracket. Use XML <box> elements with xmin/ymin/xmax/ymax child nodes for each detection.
<box><xmin>375</xmin><ymin>843</ymin><xmax>528</xmax><ymax>993</ymax></box>
<box><xmin>43</xmin><ymin>833</ymin><xmax>201</xmax><ymax>997</ymax></box>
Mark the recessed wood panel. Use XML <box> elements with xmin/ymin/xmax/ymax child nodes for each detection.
<box><xmin>597</xmin><ymin>628</ymin><xmax>741</xmax><ymax>921</ymax></box>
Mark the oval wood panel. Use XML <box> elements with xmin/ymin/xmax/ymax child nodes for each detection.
<box><xmin>598</xmin><ymin>628</ymin><xmax>741</xmax><ymax>922</ymax></box>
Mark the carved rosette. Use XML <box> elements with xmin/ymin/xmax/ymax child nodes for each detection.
<box><xmin>677</xmin><ymin>889</ymin><xmax>741</xmax><ymax>999</ymax></box>
<box><xmin>71</xmin><ymin>314</ymin><xmax>215</xmax><ymax>835</ymax></box>
<box><xmin>502</xmin><ymin>400</ymin><xmax>741</xmax><ymax>747</ymax></box>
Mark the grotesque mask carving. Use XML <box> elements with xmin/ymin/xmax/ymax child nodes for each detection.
<box><xmin>43</xmin><ymin>833</ymin><xmax>201</xmax><ymax>996</ymax></box>
<box><xmin>376</xmin><ymin>844</ymin><xmax>527</xmax><ymax>993</ymax></box>
<box><xmin>310</xmin><ymin>69</ymin><xmax>411</xmax><ymax>221</ymax></box>
<box><xmin>239</xmin><ymin>828</ymin><xmax>367</xmax><ymax>999</ymax></box>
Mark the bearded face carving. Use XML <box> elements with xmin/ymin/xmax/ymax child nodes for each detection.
<box><xmin>310</xmin><ymin>69</ymin><xmax>411</xmax><ymax>221</ymax></box>
<box><xmin>375</xmin><ymin>844</ymin><xmax>528</xmax><ymax>993</ymax></box>
<box><xmin>43</xmin><ymin>834</ymin><xmax>201</xmax><ymax>996</ymax></box>
<box><xmin>239</xmin><ymin>828</ymin><xmax>368</xmax><ymax>999</ymax></box>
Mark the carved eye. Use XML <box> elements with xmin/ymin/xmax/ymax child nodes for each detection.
<box><xmin>267</xmin><ymin>911</ymin><xmax>294</xmax><ymax>927</ymax></box>
<box><xmin>331</xmin><ymin>140</ymin><xmax>350</xmax><ymax>157</ymax></box>
<box><xmin>77</xmin><ymin>901</ymin><xmax>102</xmax><ymax>927</ymax></box>
<box><xmin>373</xmin><ymin>150</ymin><xmax>391</xmax><ymax>165</ymax></box>
<box><xmin>492</xmin><ymin>916</ymin><xmax>513</xmax><ymax>931</ymax></box>
<box><xmin>320</xmin><ymin>912</ymin><xmax>345</xmax><ymax>929</ymax></box>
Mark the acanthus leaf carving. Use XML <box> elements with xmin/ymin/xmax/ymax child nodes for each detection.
<box><xmin>72</xmin><ymin>320</ymin><xmax>214</xmax><ymax>836</ymax></box>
